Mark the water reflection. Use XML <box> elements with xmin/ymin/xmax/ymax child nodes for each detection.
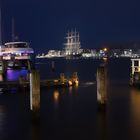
<box><xmin>0</xmin><ymin>88</ymin><xmax>3</xmax><ymax>94</ymax></box>
<box><xmin>80</xmin><ymin>82</ymin><xmax>95</xmax><ymax>88</ymax></box>
<box><xmin>30</xmin><ymin>123</ymin><xmax>40</xmax><ymax>140</ymax></box>
<box><xmin>130</xmin><ymin>88</ymin><xmax>140</xmax><ymax>137</ymax></box>
<box><xmin>74</xmin><ymin>82</ymin><xmax>79</xmax><ymax>90</ymax></box>
<box><xmin>69</xmin><ymin>86</ymin><xmax>73</xmax><ymax>93</ymax></box>
<box><xmin>7</xmin><ymin>69</ymin><xmax>28</xmax><ymax>81</ymax></box>
<box><xmin>0</xmin><ymin>105</ymin><xmax>6</xmax><ymax>140</ymax></box>
<box><xmin>53</xmin><ymin>90</ymin><xmax>60</xmax><ymax>107</ymax></box>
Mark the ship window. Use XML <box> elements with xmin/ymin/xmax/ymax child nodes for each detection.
<box><xmin>134</xmin><ymin>60</ymin><xmax>139</xmax><ymax>66</ymax></box>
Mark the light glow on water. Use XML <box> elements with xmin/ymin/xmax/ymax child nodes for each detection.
<box><xmin>6</xmin><ymin>69</ymin><xmax>28</xmax><ymax>81</ymax></box>
<box><xmin>53</xmin><ymin>90</ymin><xmax>59</xmax><ymax>103</ymax></box>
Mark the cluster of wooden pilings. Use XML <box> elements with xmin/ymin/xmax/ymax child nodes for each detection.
<box><xmin>18</xmin><ymin>72</ymin><xmax>79</xmax><ymax>88</ymax></box>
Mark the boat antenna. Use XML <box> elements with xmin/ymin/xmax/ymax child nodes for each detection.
<box><xmin>0</xmin><ymin>8</ymin><xmax>2</xmax><ymax>45</ymax></box>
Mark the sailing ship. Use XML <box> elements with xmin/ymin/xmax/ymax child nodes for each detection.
<box><xmin>64</xmin><ymin>29</ymin><xmax>82</xmax><ymax>57</ymax></box>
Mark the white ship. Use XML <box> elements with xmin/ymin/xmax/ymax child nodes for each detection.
<box><xmin>64</xmin><ymin>29</ymin><xmax>82</xmax><ymax>56</ymax></box>
<box><xmin>2</xmin><ymin>42</ymin><xmax>34</xmax><ymax>69</ymax></box>
<box><xmin>2</xmin><ymin>42</ymin><xmax>34</xmax><ymax>60</ymax></box>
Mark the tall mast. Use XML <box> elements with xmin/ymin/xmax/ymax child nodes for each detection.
<box><xmin>0</xmin><ymin>8</ymin><xmax>2</xmax><ymax>45</ymax></box>
<box><xmin>12</xmin><ymin>17</ymin><xmax>15</xmax><ymax>42</ymax></box>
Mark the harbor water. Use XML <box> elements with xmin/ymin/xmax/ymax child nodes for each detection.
<box><xmin>0</xmin><ymin>58</ymin><xmax>140</xmax><ymax>140</ymax></box>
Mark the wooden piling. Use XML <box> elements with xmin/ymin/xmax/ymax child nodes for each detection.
<box><xmin>30</xmin><ymin>70</ymin><xmax>40</xmax><ymax>121</ymax></box>
<box><xmin>0</xmin><ymin>60</ymin><xmax>7</xmax><ymax>80</ymax></box>
<box><xmin>97</xmin><ymin>65</ymin><xmax>107</xmax><ymax>109</ymax></box>
<box><xmin>0</xmin><ymin>74</ymin><xmax>3</xmax><ymax>81</ymax></box>
<box><xmin>60</xmin><ymin>73</ymin><xmax>65</xmax><ymax>84</ymax></box>
<box><xmin>72</xmin><ymin>72</ymin><xmax>79</xmax><ymax>85</ymax></box>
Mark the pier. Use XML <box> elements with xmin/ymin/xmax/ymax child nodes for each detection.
<box><xmin>0</xmin><ymin>72</ymin><xmax>79</xmax><ymax>89</ymax></box>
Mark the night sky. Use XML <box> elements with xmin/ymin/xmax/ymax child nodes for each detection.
<box><xmin>1</xmin><ymin>0</ymin><xmax>140</xmax><ymax>53</ymax></box>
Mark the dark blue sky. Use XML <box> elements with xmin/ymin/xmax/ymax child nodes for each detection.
<box><xmin>1</xmin><ymin>0</ymin><xmax>140</xmax><ymax>53</ymax></box>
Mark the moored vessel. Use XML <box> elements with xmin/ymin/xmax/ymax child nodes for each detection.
<box><xmin>64</xmin><ymin>29</ymin><xmax>82</xmax><ymax>57</ymax></box>
<box><xmin>1</xmin><ymin>42</ymin><xmax>34</xmax><ymax>69</ymax></box>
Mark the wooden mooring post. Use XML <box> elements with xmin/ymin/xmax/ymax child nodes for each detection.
<box><xmin>0</xmin><ymin>60</ymin><xmax>6</xmax><ymax>75</ymax></box>
<box><xmin>30</xmin><ymin>70</ymin><xmax>40</xmax><ymax>121</ymax></box>
<box><xmin>60</xmin><ymin>73</ymin><xmax>65</xmax><ymax>84</ymax></box>
<box><xmin>97</xmin><ymin>65</ymin><xmax>107</xmax><ymax>109</ymax></box>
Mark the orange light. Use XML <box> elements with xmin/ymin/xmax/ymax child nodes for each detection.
<box><xmin>103</xmin><ymin>57</ymin><xmax>107</xmax><ymax>61</ymax></box>
<box><xmin>53</xmin><ymin>90</ymin><xmax>59</xmax><ymax>102</ymax></box>
<box><xmin>68</xmin><ymin>80</ymin><xmax>72</xmax><ymax>86</ymax></box>
<box><xmin>103</xmin><ymin>48</ymin><xmax>107</xmax><ymax>52</ymax></box>
<box><xmin>75</xmin><ymin>80</ymin><xmax>79</xmax><ymax>85</ymax></box>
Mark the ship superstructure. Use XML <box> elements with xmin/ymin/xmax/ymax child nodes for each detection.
<box><xmin>64</xmin><ymin>29</ymin><xmax>82</xmax><ymax>56</ymax></box>
<box><xmin>2</xmin><ymin>42</ymin><xmax>34</xmax><ymax>60</ymax></box>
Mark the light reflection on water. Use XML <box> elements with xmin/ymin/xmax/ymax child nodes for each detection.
<box><xmin>80</xmin><ymin>81</ymin><xmax>95</xmax><ymax>87</ymax></box>
<box><xmin>6</xmin><ymin>69</ymin><xmax>28</xmax><ymax>81</ymax></box>
<box><xmin>130</xmin><ymin>88</ymin><xmax>140</xmax><ymax>137</ymax></box>
<box><xmin>0</xmin><ymin>105</ymin><xmax>7</xmax><ymax>140</ymax></box>
<box><xmin>1</xmin><ymin>59</ymin><xmax>140</xmax><ymax>140</ymax></box>
<box><xmin>53</xmin><ymin>90</ymin><xmax>59</xmax><ymax>107</ymax></box>
<box><xmin>69</xmin><ymin>86</ymin><xmax>73</xmax><ymax>93</ymax></box>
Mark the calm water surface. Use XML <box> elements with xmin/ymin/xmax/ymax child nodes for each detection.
<box><xmin>0</xmin><ymin>58</ymin><xmax>140</xmax><ymax>140</ymax></box>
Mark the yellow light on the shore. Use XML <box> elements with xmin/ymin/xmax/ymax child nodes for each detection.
<box><xmin>103</xmin><ymin>57</ymin><xmax>107</xmax><ymax>61</ymax></box>
<box><xmin>103</xmin><ymin>48</ymin><xmax>107</xmax><ymax>52</ymax></box>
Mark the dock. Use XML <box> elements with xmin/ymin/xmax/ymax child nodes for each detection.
<box><xmin>0</xmin><ymin>72</ymin><xmax>79</xmax><ymax>89</ymax></box>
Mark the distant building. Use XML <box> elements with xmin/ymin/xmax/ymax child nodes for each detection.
<box><xmin>82</xmin><ymin>49</ymin><xmax>97</xmax><ymax>58</ymax></box>
<box><xmin>121</xmin><ymin>49</ymin><xmax>132</xmax><ymax>57</ymax></box>
<box><xmin>47</xmin><ymin>50</ymin><xmax>61</xmax><ymax>57</ymax></box>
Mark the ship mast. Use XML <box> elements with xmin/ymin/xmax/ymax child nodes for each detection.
<box><xmin>64</xmin><ymin>29</ymin><xmax>81</xmax><ymax>55</ymax></box>
<box><xmin>12</xmin><ymin>17</ymin><xmax>15</xmax><ymax>42</ymax></box>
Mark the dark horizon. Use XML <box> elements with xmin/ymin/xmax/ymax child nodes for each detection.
<box><xmin>1</xmin><ymin>0</ymin><xmax>140</xmax><ymax>53</ymax></box>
